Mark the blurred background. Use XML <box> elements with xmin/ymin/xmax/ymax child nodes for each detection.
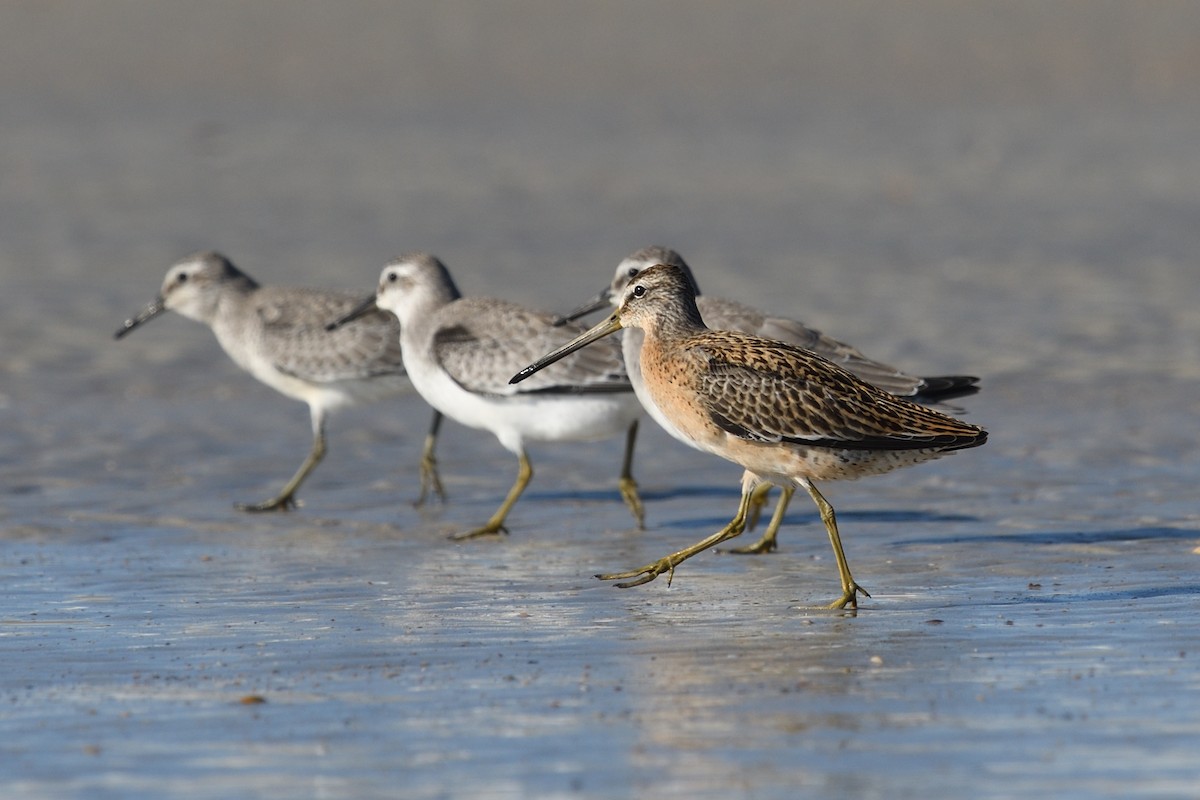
<box><xmin>5</xmin><ymin>2</ymin><xmax>1199</xmax><ymax>311</ymax></box>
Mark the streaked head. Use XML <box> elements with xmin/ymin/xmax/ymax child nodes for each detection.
<box><xmin>610</xmin><ymin>246</ymin><xmax>700</xmax><ymax>300</ymax></box>
<box><xmin>610</xmin><ymin>263</ymin><xmax>704</xmax><ymax>333</ymax></box>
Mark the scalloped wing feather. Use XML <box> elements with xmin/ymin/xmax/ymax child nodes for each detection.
<box><xmin>256</xmin><ymin>288</ymin><xmax>406</xmax><ymax>383</ymax></box>
<box><xmin>433</xmin><ymin>299</ymin><xmax>631</xmax><ymax>397</ymax></box>
<box><xmin>694</xmin><ymin>332</ymin><xmax>984</xmax><ymax>451</ymax></box>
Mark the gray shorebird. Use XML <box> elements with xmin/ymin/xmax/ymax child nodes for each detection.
<box><xmin>556</xmin><ymin>245</ymin><xmax>980</xmax><ymax>554</ymax></box>
<box><xmin>115</xmin><ymin>251</ymin><xmax>433</xmax><ymax>511</ymax></box>
<box><xmin>328</xmin><ymin>252</ymin><xmax>644</xmax><ymax>538</ymax></box>
<box><xmin>515</xmin><ymin>263</ymin><xmax>987</xmax><ymax>609</ymax></box>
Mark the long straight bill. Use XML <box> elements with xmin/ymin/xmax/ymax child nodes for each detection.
<box><xmin>325</xmin><ymin>294</ymin><xmax>379</xmax><ymax>331</ymax></box>
<box><xmin>114</xmin><ymin>297</ymin><xmax>167</xmax><ymax>339</ymax></box>
<box><xmin>510</xmin><ymin>311</ymin><xmax>623</xmax><ymax>385</ymax></box>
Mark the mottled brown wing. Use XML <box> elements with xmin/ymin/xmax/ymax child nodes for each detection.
<box><xmin>695</xmin><ymin>332</ymin><xmax>985</xmax><ymax>451</ymax></box>
<box><xmin>697</xmin><ymin>296</ymin><xmax>930</xmax><ymax>397</ymax></box>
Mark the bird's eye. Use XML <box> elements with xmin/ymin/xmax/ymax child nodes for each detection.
<box><xmin>627</xmin><ymin>267</ymin><xmax>640</xmax><ymax>278</ymax></box>
<box><xmin>177</xmin><ymin>272</ymin><xmax>188</xmax><ymax>283</ymax></box>
<box><xmin>632</xmin><ymin>284</ymin><xmax>646</xmax><ymax>298</ymax></box>
<box><xmin>386</xmin><ymin>271</ymin><xmax>398</xmax><ymax>283</ymax></box>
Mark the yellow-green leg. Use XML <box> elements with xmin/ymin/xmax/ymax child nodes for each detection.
<box><xmin>745</xmin><ymin>481</ymin><xmax>773</xmax><ymax>530</ymax></box>
<box><xmin>617</xmin><ymin>420</ymin><xmax>645</xmax><ymax>529</ymax></box>
<box><xmin>799</xmin><ymin>478</ymin><xmax>870</xmax><ymax>609</ymax></box>
<box><xmin>236</xmin><ymin>414</ymin><xmax>326</xmax><ymax>513</ymax></box>
<box><xmin>729</xmin><ymin>484</ymin><xmax>794</xmax><ymax>554</ymax></box>
<box><xmin>415</xmin><ymin>410</ymin><xmax>446</xmax><ymax>506</ymax></box>
<box><xmin>451</xmin><ymin>450</ymin><xmax>533</xmax><ymax>540</ymax></box>
<box><xmin>597</xmin><ymin>480</ymin><xmax>754</xmax><ymax>588</ymax></box>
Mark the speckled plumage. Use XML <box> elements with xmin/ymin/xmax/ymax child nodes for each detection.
<box><xmin>558</xmin><ymin>245</ymin><xmax>982</xmax><ymax>553</ymax></box>
<box><xmin>331</xmin><ymin>252</ymin><xmax>645</xmax><ymax>538</ymax></box>
<box><xmin>115</xmin><ymin>251</ymin><xmax>414</xmax><ymax>511</ymax></box>
<box><xmin>429</xmin><ymin>298</ymin><xmax>631</xmax><ymax>399</ymax></box>
<box><xmin>515</xmin><ymin>263</ymin><xmax>987</xmax><ymax>608</ymax></box>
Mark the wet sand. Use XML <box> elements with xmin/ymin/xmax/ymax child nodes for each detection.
<box><xmin>2</xmin><ymin>3</ymin><xmax>1199</xmax><ymax>798</ymax></box>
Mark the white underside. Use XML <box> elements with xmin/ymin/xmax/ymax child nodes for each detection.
<box><xmin>213</xmin><ymin>325</ymin><xmax>408</xmax><ymax>422</ymax></box>
<box><xmin>405</xmin><ymin>350</ymin><xmax>641</xmax><ymax>455</ymax></box>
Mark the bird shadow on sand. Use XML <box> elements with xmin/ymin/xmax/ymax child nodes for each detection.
<box><xmin>521</xmin><ymin>484</ymin><xmax>983</xmax><ymax>531</ymax></box>
<box><xmin>518</xmin><ymin>482</ymin><xmax>745</xmax><ymax>509</ymax></box>
<box><xmin>898</xmin><ymin>525</ymin><xmax>1200</xmax><ymax>604</ymax></box>
<box><xmin>894</xmin><ymin>525</ymin><xmax>1199</xmax><ymax>548</ymax></box>
<box><xmin>1020</xmin><ymin>583</ymin><xmax>1200</xmax><ymax>603</ymax></box>
<box><xmin>659</xmin><ymin>501</ymin><xmax>980</xmax><ymax>532</ymax></box>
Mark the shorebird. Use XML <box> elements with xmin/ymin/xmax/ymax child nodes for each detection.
<box><xmin>327</xmin><ymin>252</ymin><xmax>645</xmax><ymax>538</ymax></box>
<box><xmin>556</xmin><ymin>245</ymin><xmax>980</xmax><ymax>554</ymax></box>
<box><xmin>515</xmin><ymin>263</ymin><xmax>987</xmax><ymax>609</ymax></box>
<box><xmin>115</xmin><ymin>251</ymin><xmax>433</xmax><ymax>511</ymax></box>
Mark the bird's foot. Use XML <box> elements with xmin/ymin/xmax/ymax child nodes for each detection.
<box><xmin>449</xmin><ymin>522</ymin><xmax>509</xmax><ymax>541</ymax></box>
<box><xmin>596</xmin><ymin>556</ymin><xmax>679</xmax><ymax>588</ymax></box>
<box><xmin>235</xmin><ymin>494</ymin><xmax>298</xmax><ymax>513</ymax></box>
<box><xmin>823</xmin><ymin>582</ymin><xmax>871</xmax><ymax>611</ymax></box>
<box><xmin>725</xmin><ymin>534</ymin><xmax>777</xmax><ymax>555</ymax></box>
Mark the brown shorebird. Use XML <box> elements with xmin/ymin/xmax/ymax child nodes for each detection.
<box><xmin>516</xmin><ymin>263</ymin><xmax>987</xmax><ymax>609</ymax></box>
<box><xmin>555</xmin><ymin>245</ymin><xmax>980</xmax><ymax>555</ymax></box>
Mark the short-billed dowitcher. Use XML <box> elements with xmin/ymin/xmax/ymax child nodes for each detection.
<box><xmin>515</xmin><ymin>263</ymin><xmax>987</xmax><ymax>609</ymax></box>
<box><xmin>327</xmin><ymin>252</ymin><xmax>644</xmax><ymax>538</ymax></box>
<box><xmin>115</xmin><ymin>251</ymin><xmax>435</xmax><ymax>512</ymax></box>
<box><xmin>555</xmin><ymin>245</ymin><xmax>980</xmax><ymax>554</ymax></box>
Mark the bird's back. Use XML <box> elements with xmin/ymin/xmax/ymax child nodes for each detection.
<box><xmin>215</xmin><ymin>285</ymin><xmax>406</xmax><ymax>393</ymax></box>
<box><xmin>428</xmin><ymin>297</ymin><xmax>631</xmax><ymax>398</ymax></box>
<box><xmin>679</xmin><ymin>328</ymin><xmax>987</xmax><ymax>452</ymax></box>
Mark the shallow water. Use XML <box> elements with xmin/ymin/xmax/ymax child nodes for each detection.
<box><xmin>3</xmin><ymin>3</ymin><xmax>1200</xmax><ymax>798</ymax></box>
